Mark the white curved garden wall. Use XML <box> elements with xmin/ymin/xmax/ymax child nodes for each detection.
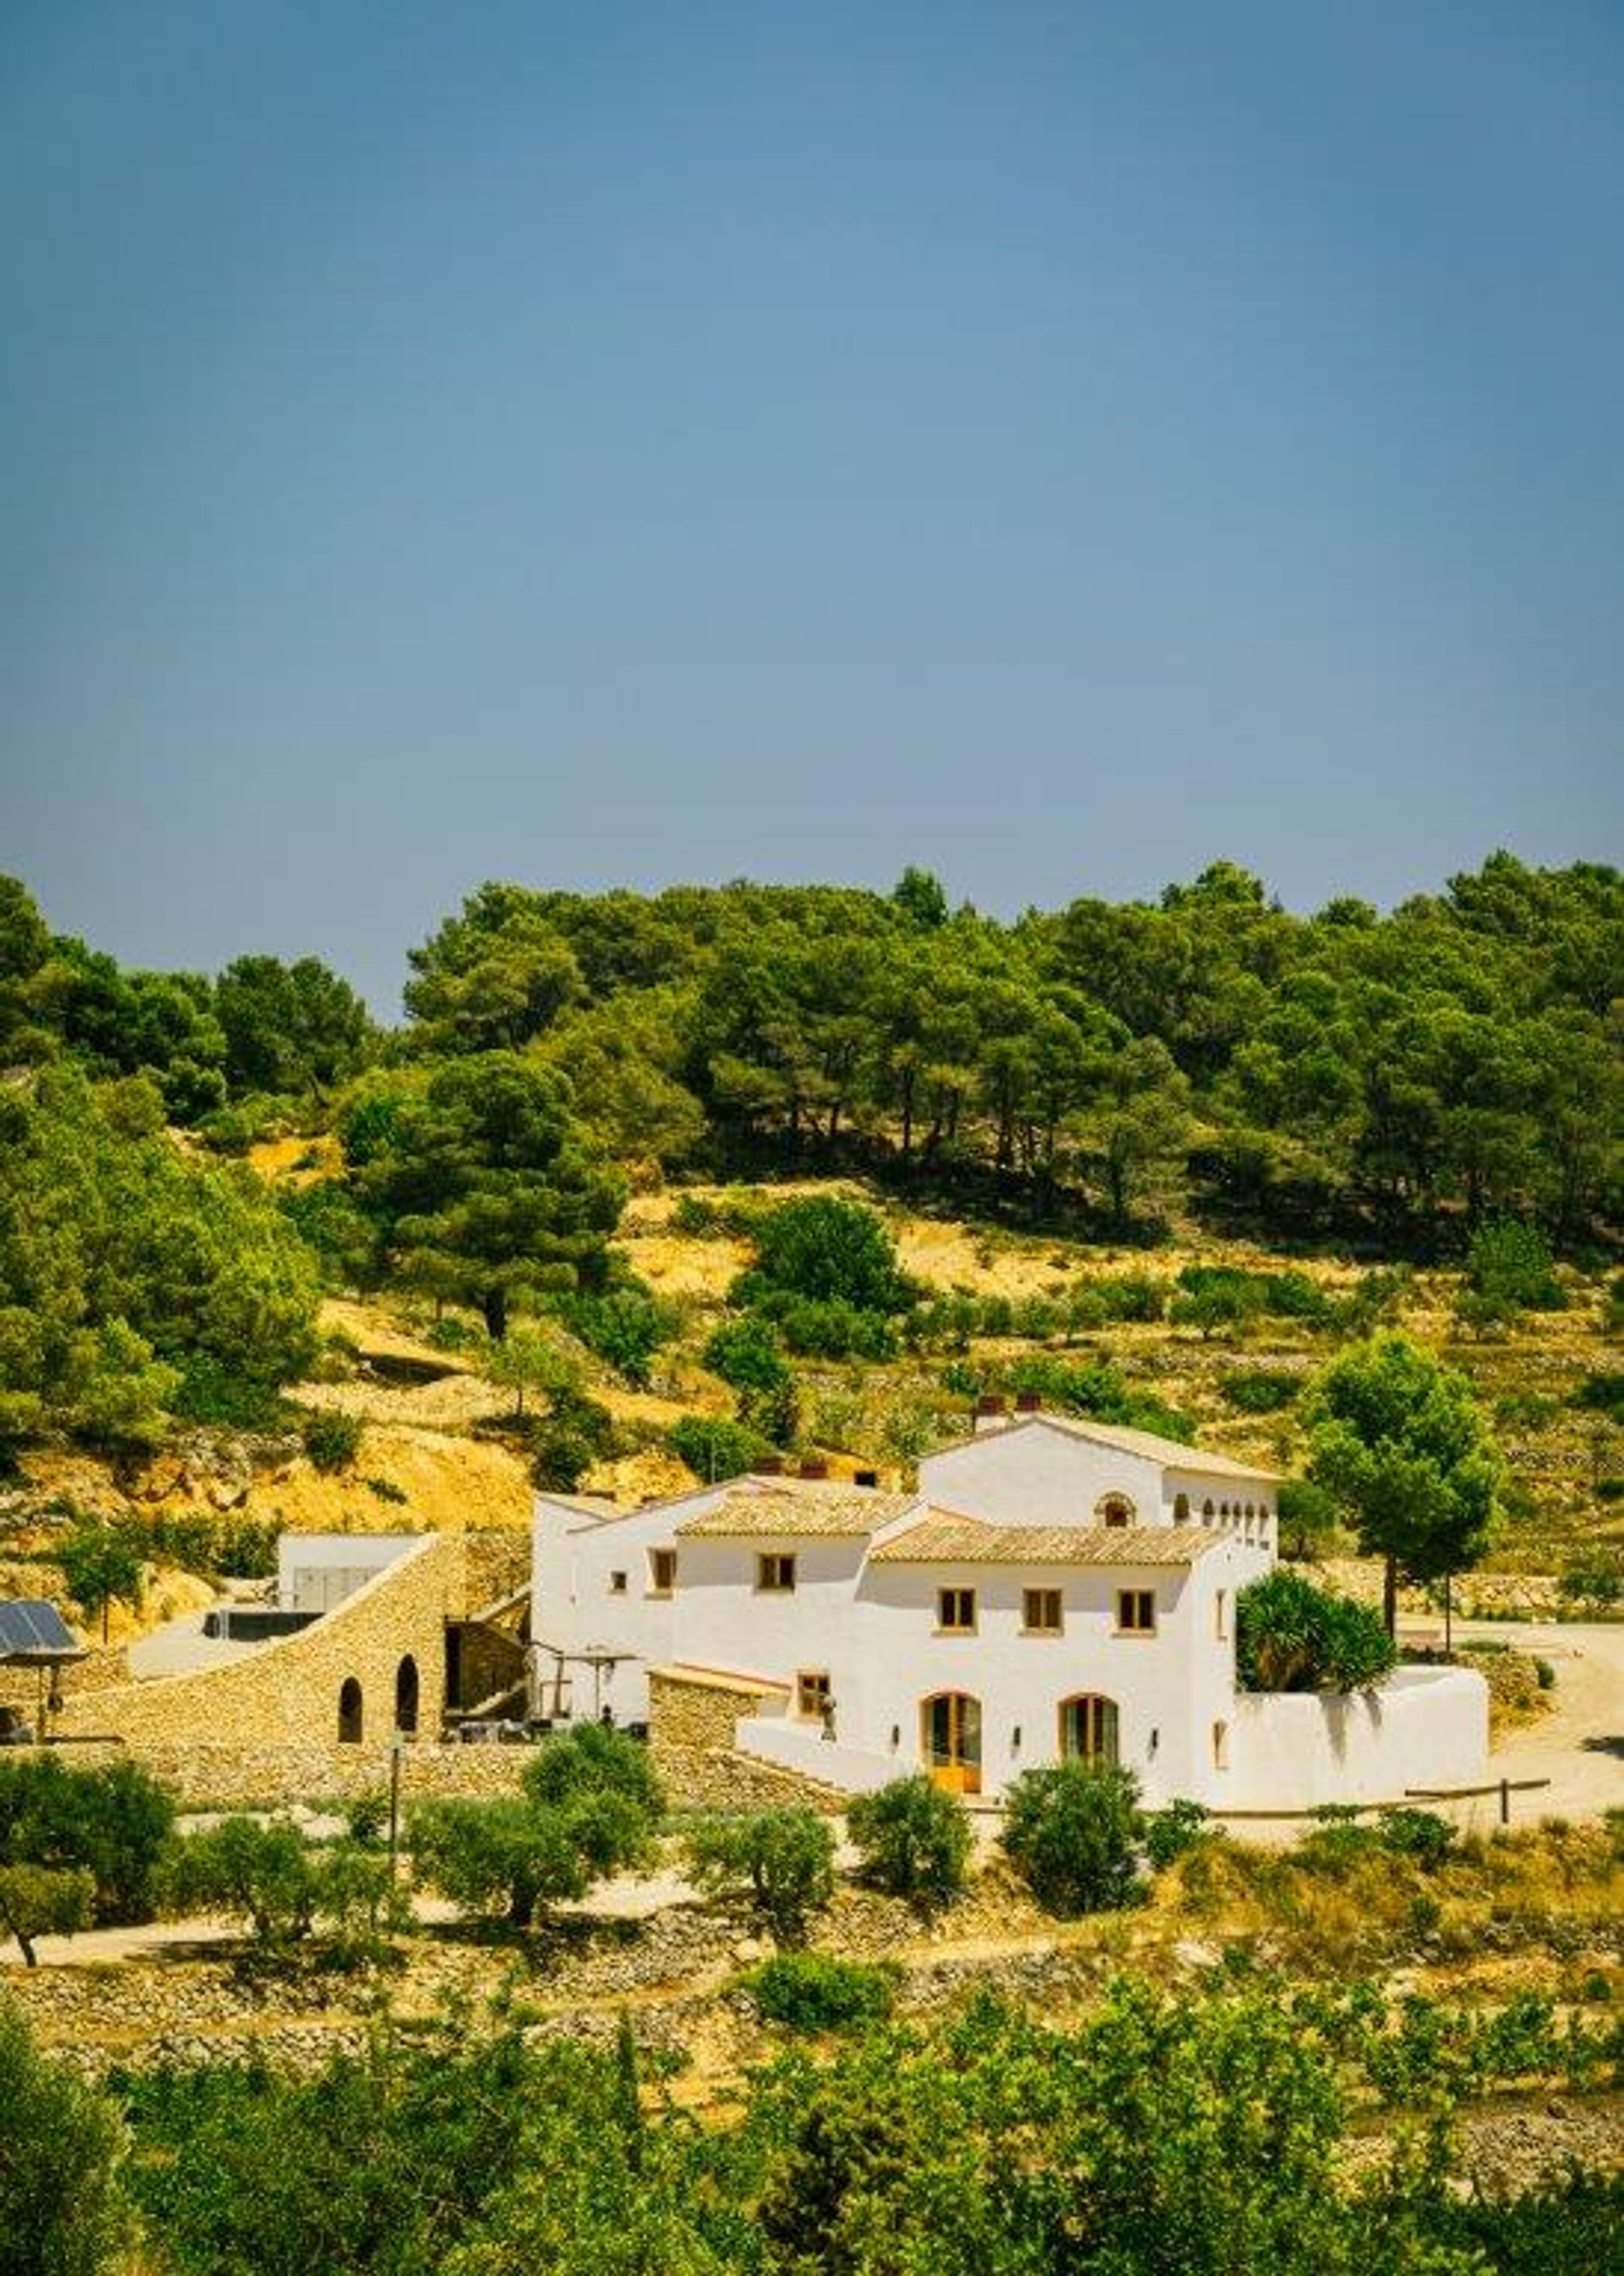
<box><xmin>1223</xmin><ymin>1666</ymin><xmax>1489</xmax><ymax>1812</ymax></box>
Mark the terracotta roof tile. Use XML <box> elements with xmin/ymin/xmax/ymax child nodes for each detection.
<box><xmin>867</xmin><ymin>1512</ymin><xmax>1224</xmax><ymax>1566</ymax></box>
<box><xmin>676</xmin><ymin>1480</ymin><xmax>917</xmax><ymax>1539</ymax></box>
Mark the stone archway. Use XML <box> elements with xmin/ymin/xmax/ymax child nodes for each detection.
<box><xmin>395</xmin><ymin>1654</ymin><xmax>420</xmax><ymax>1737</ymax></box>
<box><xmin>337</xmin><ymin>1676</ymin><xmax>364</xmax><ymax>1745</ymax></box>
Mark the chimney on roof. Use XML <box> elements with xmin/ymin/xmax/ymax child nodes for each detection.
<box><xmin>799</xmin><ymin>1457</ymin><xmax>830</xmax><ymax>1481</ymax></box>
<box><xmin>853</xmin><ymin>1467</ymin><xmax>880</xmax><ymax>1489</ymax></box>
<box><xmin>974</xmin><ymin>1394</ymin><xmax>1008</xmax><ymax>1436</ymax></box>
<box><xmin>1015</xmin><ymin>1391</ymin><xmax>1042</xmax><ymax>1415</ymax></box>
<box><xmin>755</xmin><ymin>1455</ymin><xmax>783</xmax><ymax>1477</ymax></box>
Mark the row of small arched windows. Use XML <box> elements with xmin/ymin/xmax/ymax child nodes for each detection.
<box><xmin>337</xmin><ymin>1655</ymin><xmax>420</xmax><ymax>1746</ymax></box>
<box><xmin>1171</xmin><ymin>1492</ymin><xmax>1271</xmax><ymax>1538</ymax></box>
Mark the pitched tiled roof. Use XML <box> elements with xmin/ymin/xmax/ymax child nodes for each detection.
<box><xmin>968</xmin><ymin>1413</ymin><xmax>1280</xmax><ymax>1483</ymax></box>
<box><xmin>866</xmin><ymin>1511</ymin><xmax>1223</xmax><ymax>1566</ymax></box>
<box><xmin>676</xmin><ymin>1480</ymin><xmax>917</xmax><ymax>1539</ymax></box>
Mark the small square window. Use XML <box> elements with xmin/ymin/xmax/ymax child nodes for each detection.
<box><xmin>937</xmin><ymin>1586</ymin><xmax>977</xmax><ymax>1633</ymax></box>
<box><xmin>1023</xmin><ymin>1588</ymin><xmax>1062</xmax><ymax>1635</ymax></box>
<box><xmin>1116</xmin><ymin>1588</ymin><xmax>1155</xmax><ymax>1635</ymax></box>
<box><xmin>647</xmin><ymin>1548</ymin><xmax>677</xmax><ymax>1596</ymax></box>
<box><xmin>756</xmin><ymin>1552</ymin><xmax>797</xmax><ymax>1593</ymax></box>
<box><xmin>797</xmin><ymin>1670</ymin><xmax>831</xmax><ymax>1719</ymax></box>
<box><xmin>609</xmin><ymin>1571</ymin><xmax>628</xmax><ymax>1594</ymax></box>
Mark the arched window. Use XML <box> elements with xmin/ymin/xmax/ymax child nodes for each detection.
<box><xmin>395</xmin><ymin>1654</ymin><xmax>420</xmax><ymax>1737</ymax></box>
<box><xmin>1220</xmin><ymin>1501</ymin><xmax>1232</xmax><ymax>1522</ymax></box>
<box><xmin>1058</xmin><ymin>1694</ymin><xmax>1120</xmax><ymax>1767</ymax></box>
<box><xmin>1212</xmin><ymin>1719</ymin><xmax>1230</xmax><ymax>1771</ymax></box>
<box><xmin>920</xmin><ymin>1692</ymin><xmax>981</xmax><ymax>1797</ymax></box>
<box><xmin>1173</xmin><ymin>1492</ymin><xmax>1190</xmax><ymax>1525</ymax></box>
<box><xmin>1202</xmin><ymin>1498</ymin><xmax>1215</xmax><ymax>1520</ymax></box>
<box><xmin>337</xmin><ymin>1677</ymin><xmax>364</xmax><ymax>1746</ymax></box>
<box><xmin>1095</xmin><ymin>1493</ymin><xmax>1134</xmax><ymax>1529</ymax></box>
<box><xmin>1243</xmin><ymin>1500</ymin><xmax>1255</xmax><ymax>1521</ymax></box>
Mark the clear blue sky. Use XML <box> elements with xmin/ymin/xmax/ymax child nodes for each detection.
<box><xmin>3</xmin><ymin>2</ymin><xmax>1621</xmax><ymax>1012</ymax></box>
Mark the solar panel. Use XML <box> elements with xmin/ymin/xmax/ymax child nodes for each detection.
<box><xmin>0</xmin><ymin>1599</ymin><xmax>81</xmax><ymax>1659</ymax></box>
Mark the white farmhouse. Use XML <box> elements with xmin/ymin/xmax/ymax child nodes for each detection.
<box><xmin>531</xmin><ymin>1401</ymin><xmax>1488</xmax><ymax>1812</ymax></box>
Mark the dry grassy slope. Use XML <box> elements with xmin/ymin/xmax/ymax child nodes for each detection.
<box><xmin>70</xmin><ymin>1155</ymin><xmax>1597</xmax><ymax>1598</ymax></box>
<box><xmin>623</xmin><ymin>1183</ymin><xmax>1621</xmax><ymax>1573</ymax></box>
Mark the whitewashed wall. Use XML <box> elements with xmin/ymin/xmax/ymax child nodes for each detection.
<box><xmin>919</xmin><ymin>1427</ymin><xmax>1167</xmax><ymax>1529</ymax></box>
<box><xmin>1224</xmin><ymin>1666</ymin><xmax>1490</xmax><ymax>1810</ymax></box>
<box><xmin>531</xmin><ymin>1488</ymin><xmax>723</xmax><ymax>1723</ymax></box>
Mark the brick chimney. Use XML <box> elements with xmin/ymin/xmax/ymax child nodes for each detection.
<box><xmin>974</xmin><ymin>1394</ymin><xmax>1008</xmax><ymax>1436</ymax></box>
<box><xmin>799</xmin><ymin>1457</ymin><xmax>830</xmax><ymax>1480</ymax></box>
<box><xmin>1015</xmin><ymin>1391</ymin><xmax>1042</xmax><ymax>1415</ymax></box>
<box><xmin>754</xmin><ymin>1454</ymin><xmax>783</xmax><ymax>1477</ymax></box>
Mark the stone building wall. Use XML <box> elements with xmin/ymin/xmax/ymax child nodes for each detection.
<box><xmin>52</xmin><ymin>1533</ymin><xmax>459</xmax><ymax>1757</ymax></box>
<box><xmin>0</xmin><ymin>1643</ymin><xmax>129</xmax><ymax>1722</ymax></box>
<box><xmin>15</xmin><ymin>1734</ymin><xmax>535</xmax><ymax>1809</ymax></box>
<box><xmin>649</xmin><ymin>1665</ymin><xmax>845</xmax><ymax>1813</ymax></box>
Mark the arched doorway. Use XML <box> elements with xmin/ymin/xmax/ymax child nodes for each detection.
<box><xmin>1173</xmin><ymin>1492</ymin><xmax>1190</xmax><ymax>1524</ymax></box>
<box><xmin>1096</xmin><ymin>1494</ymin><xmax>1133</xmax><ymax>1528</ymax></box>
<box><xmin>1058</xmin><ymin>1693</ymin><xmax>1119</xmax><ymax>1767</ymax></box>
<box><xmin>337</xmin><ymin>1676</ymin><xmax>364</xmax><ymax>1745</ymax></box>
<box><xmin>921</xmin><ymin>1692</ymin><xmax>981</xmax><ymax>1796</ymax></box>
<box><xmin>395</xmin><ymin>1654</ymin><xmax>420</xmax><ymax>1737</ymax></box>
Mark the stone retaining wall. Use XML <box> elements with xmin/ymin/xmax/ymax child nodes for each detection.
<box><xmin>10</xmin><ymin>1734</ymin><xmax>535</xmax><ymax>1808</ymax></box>
<box><xmin>52</xmin><ymin>1533</ymin><xmax>459</xmax><ymax>1757</ymax></box>
<box><xmin>650</xmin><ymin>1666</ymin><xmax>845</xmax><ymax>1813</ymax></box>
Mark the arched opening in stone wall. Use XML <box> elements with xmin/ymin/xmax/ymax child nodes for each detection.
<box><xmin>337</xmin><ymin>1676</ymin><xmax>364</xmax><ymax>1745</ymax></box>
<box><xmin>395</xmin><ymin>1654</ymin><xmax>420</xmax><ymax>1737</ymax></box>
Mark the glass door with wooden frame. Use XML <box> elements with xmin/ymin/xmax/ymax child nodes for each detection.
<box><xmin>1057</xmin><ymin>1693</ymin><xmax>1119</xmax><ymax>1767</ymax></box>
<box><xmin>921</xmin><ymin>1691</ymin><xmax>982</xmax><ymax>1796</ymax></box>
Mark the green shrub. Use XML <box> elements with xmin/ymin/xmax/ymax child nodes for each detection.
<box><xmin>1084</xmin><ymin>1272</ymin><xmax>1167</xmax><ymax>1323</ymax></box>
<box><xmin>1558</xmin><ymin>1555</ymin><xmax>1621</xmax><ymax>1609</ymax></box>
<box><xmin>1144</xmin><ymin>1797</ymin><xmax>1213</xmax><ymax>1871</ymax></box>
<box><xmin>1005</xmin><ymin>1354</ymin><xmax>1193</xmax><ymax>1441</ymax></box>
<box><xmin>525</xmin><ymin>1389</ymin><xmax>617</xmax><ymax>1492</ymax></box>
<box><xmin>846</xmin><ymin>1774</ymin><xmax>972</xmax><ymax>1912</ymax></box>
<box><xmin>687</xmin><ymin>1807</ymin><xmax>836</xmax><ymax>1946</ymax></box>
<box><xmin>1221</xmin><ymin>1368</ymin><xmax>1302</xmax><ymax>1414</ymax></box>
<box><xmin>0</xmin><ymin>1752</ymin><xmax>175</xmax><ymax>1927</ymax></box>
<box><xmin>743</xmin><ymin>1196</ymin><xmax>912</xmax><ymax>1314</ymax></box>
<box><xmin>1375</xmin><ymin>1807</ymin><xmax>1457</xmax><ymax>1871</ymax></box>
<box><xmin>0</xmin><ymin>1999</ymin><xmax>135</xmax><ymax>2270</ymax></box>
<box><xmin>1236</xmin><ymin>1569</ymin><xmax>1396</xmax><ymax>1693</ymax></box>
<box><xmin>1276</xmin><ymin>1477</ymin><xmax>1340</xmax><ymax>1558</ymax></box>
<box><xmin>1001</xmin><ymin>1760</ymin><xmax>1144</xmax><ymax>1917</ymax></box>
<box><xmin>771</xmin><ymin>1295</ymin><xmax>897</xmax><ymax>1360</ymax></box>
<box><xmin>666</xmin><ymin>1415</ymin><xmax>766</xmax><ymax>1481</ymax></box>
<box><xmin>702</xmin><ymin>1314</ymin><xmax>790</xmax><ymax>1393</ymax></box>
<box><xmin>301</xmin><ymin>1408</ymin><xmax>362</xmax><ymax>1472</ymax></box>
<box><xmin>1464</xmin><ymin>1219</ymin><xmax>1567</xmax><ymax>1313</ymax></box>
<box><xmin>553</xmin><ymin>1289</ymin><xmax>677</xmax><ymax>1390</ymax></box>
<box><xmin>1572</xmin><ymin>1370</ymin><xmax>1624</xmax><ymax>1425</ymax></box>
<box><xmin>743</xmin><ymin>1950</ymin><xmax>898</xmax><ymax>2032</ymax></box>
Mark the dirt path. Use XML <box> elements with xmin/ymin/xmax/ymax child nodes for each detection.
<box><xmin>1473</xmin><ymin>1620</ymin><xmax>1624</xmax><ymax>1823</ymax></box>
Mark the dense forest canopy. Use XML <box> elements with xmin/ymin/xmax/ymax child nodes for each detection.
<box><xmin>3</xmin><ymin>854</ymin><xmax>1620</xmax><ymax>1259</ymax></box>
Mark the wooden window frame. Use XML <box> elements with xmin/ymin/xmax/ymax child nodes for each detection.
<box><xmin>755</xmin><ymin>1552</ymin><xmax>798</xmax><ymax>1593</ymax></box>
<box><xmin>935</xmin><ymin>1585</ymin><xmax>978</xmax><ymax>1634</ymax></box>
<box><xmin>1022</xmin><ymin>1587</ymin><xmax>1063</xmax><ymax>1636</ymax></box>
<box><xmin>1116</xmin><ymin>1588</ymin><xmax>1156</xmax><ymax>1636</ymax></box>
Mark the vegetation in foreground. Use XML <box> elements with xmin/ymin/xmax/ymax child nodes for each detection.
<box><xmin>4</xmin><ymin>1972</ymin><xmax>1621</xmax><ymax>2276</ymax></box>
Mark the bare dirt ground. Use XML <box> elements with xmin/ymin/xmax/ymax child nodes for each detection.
<box><xmin>1477</xmin><ymin>1621</ymin><xmax>1624</xmax><ymax>1822</ymax></box>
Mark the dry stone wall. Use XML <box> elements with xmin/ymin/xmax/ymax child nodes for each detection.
<box><xmin>650</xmin><ymin>1666</ymin><xmax>845</xmax><ymax>1813</ymax></box>
<box><xmin>52</xmin><ymin>1533</ymin><xmax>458</xmax><ymax>1757</ymax></box>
